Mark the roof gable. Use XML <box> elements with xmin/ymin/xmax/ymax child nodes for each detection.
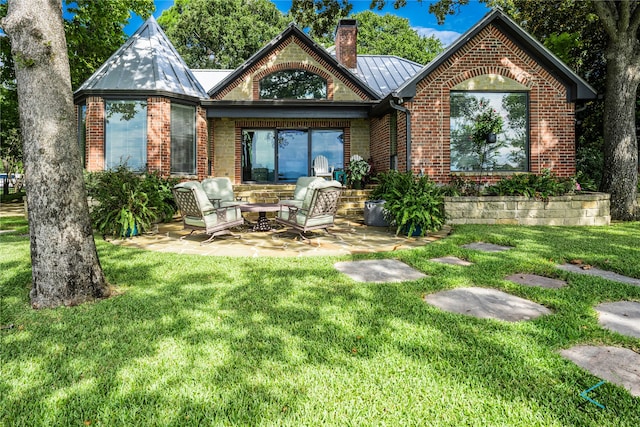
<box><xmin>74</xmin><ymin>16</ymin><xmax>208</xmax><ymax>102</ymax></box>
<box><xmin>395</xmin><ymin>8</ymin><xmax>596</xmax><ymax>101</ymax></box>
<box><xmin>208</xmin><ymin>23</ymin><xmax>380</xmax><ymax>101</ymax></box>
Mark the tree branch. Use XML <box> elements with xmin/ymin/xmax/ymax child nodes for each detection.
<box><xmin>592</xmin><ymin>0</ymin><xmax>619</xmax><ymax>41</ymax></box>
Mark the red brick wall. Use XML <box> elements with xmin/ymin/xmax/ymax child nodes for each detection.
<box><xmin>196</xmin><ymin>106</ymin><xmax>208</xmax><ymax>179</ymax></box>
<box><xmin>85</xmin><ymin>96</ymin><xmax>104</xmax><ymax>171</ymax></box>
<box><xmin>408</xmin><ymin>24</ymin><xmax>575</xmax><ymax>184</ymax></box>
<box><xmin>370</xmin><ymin>116</ymin><xmax>389</xmax><ymax>173</ymax></box>
<box><xmin>147</xmin><ymin>97</ymin><xmax>171</xmax><ymax>175</ymax></box>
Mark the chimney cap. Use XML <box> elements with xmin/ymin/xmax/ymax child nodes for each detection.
<box><xmin>337</xmin><ymin>19</ymin><xmax>357</xmax><ymax>27</ymax></box>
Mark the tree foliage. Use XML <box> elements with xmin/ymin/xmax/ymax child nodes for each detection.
<box><xmin>290</xmin><ymin>0</ymin><xmax>352</xmax><ymax>43</ymax></box>
<box><xmin>351</xmin><ymin>10</ymin><xmax>443</xmax><ymax>64</ymax></box>
<box><xmin>157</xmin><ymin>0</ymin><xmax>290</xmax><ymax>69</ymax></box>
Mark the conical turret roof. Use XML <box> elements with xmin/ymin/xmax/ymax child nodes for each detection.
<box><xmin>74</xmin><ymin>16</ymin><xmax>208</xmax><ymax>101</ymax></box>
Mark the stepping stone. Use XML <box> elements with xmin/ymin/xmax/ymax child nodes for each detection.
<box><xmin>505</xmin><ymin>273</ymin><xmax>567</xmax><ymax>289</ymax></box>
<box><xmin>558</xmin><ymin>263</ymin><xmax>640</xmax><ymax>287</ymax></box>
<box><xmin>429</xmin><ymin>256</ymin><xmax>473</xmax><ymax>266</ymax></box>
<box><xmin>424</xmin><ymin>287</ymin><xmax>551</xmax><ymax>322</ymax></box>
<box><xmin>334</xmin><ymin>259</ymin><xmax>427</xmax><ymax>283</ymax></box>
<box><xmin>596</xmin><ymin>301</ymin><xmax>640</xmax><ymax>338</ymax></box>
<box><xmin>462</xmin><ymin>242</ymin><xmax>513</xmax><ymax>252</ymax></box>
<box><xmin>560</xmin><ymin>345</ymin><xmax>640</xmax><ymax>397</ymax></box>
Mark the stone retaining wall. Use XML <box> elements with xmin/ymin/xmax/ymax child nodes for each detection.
<box><xmin>444</xmin><ymin>193</ymin><xmax>611</xmax><ymax>226</ymax></box>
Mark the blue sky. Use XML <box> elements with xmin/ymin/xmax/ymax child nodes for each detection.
<box><xmin>127</xmin><ymin>0</ymin><xmax>491</xmax><ymax>46</ymax></box>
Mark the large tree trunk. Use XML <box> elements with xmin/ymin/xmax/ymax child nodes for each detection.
<box><xmin>595</xmin><ymin>1</ymin><xmax>640</xmax><ymax>220</ymax></box>
<box><xmin>3</xmin><ymin>0</ymin><xmax>110</xmax><ymax>308</ymax></box>
<box><xmin>601</xmin><ymin>38</ymin><xmax>640</xmax><ymax>220</ymax></box>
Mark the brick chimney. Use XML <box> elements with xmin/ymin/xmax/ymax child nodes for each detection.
<box><xmin>335</xmin><ymin>19</ymin><xmax>357</xmax><ymax>70</ymax></box>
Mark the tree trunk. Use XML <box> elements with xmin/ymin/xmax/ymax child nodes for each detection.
<box><xmin>594</xmin><ymin>1</ymin><xmax>640</xmax><ymax>220</ymax></box>
<box><xmin>601</xmin><ymin>37</ymin><xmax>640</xmax><ymax>220</ymax></box>
<box><xmin>3</xmin><ymin>0</ymin><xmax>110</xmax><ymax>308</ymax></box>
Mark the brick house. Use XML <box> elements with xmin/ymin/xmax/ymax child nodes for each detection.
<box><xmin>74</xmin><ymin>8</ymin><xmax>596</xmax><ymax>185</ymax></box>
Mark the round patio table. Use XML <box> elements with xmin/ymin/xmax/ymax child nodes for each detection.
<box><xmin>240</xmin><ymin>203</ymin><xmax>283</xmax><ymax>231</ymax></box>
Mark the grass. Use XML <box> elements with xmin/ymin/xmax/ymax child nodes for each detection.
<box><xmin>1</xmin><ymin>213</ymin><xmax>640</xmax><ymax>426</ymax></box>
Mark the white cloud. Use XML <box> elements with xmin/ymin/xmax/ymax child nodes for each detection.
<box><xmin>414</xmin><ymin>26</ymin><xmax>461</xmax><ymax>47</ymax></box>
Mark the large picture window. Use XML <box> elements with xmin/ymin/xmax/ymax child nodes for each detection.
<box><xmin>242</xmin><ymin>129</ymin><xmax>343</xmax><ymax>182</ymax></box>
<box><xmin>259</xmin><ymin>70</ymin><xmax>327</xmax><ymax>99</ymax></box>
<box><xmin>450</xmin><ymin>92</ymin><xmax>528</xmax><ymax>172</ymax></box>
<box><xmin>105</xmin><ymin>100</ymin><xmax>147</xmax><ymax>170</ymax></box>
<box><xmin>170</xmin><ymin>103</ymin><xmax>196</xmax><ymax>175</ymax></box>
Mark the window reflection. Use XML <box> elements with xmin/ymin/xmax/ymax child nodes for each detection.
<box><xmin>105</xmin><ymin>100</ymin><xmax>147</xmax><ymax>171</ymax></box>
<box><xmin>259</xmin><ymin>70</ymin><xmax>327</xmax><ymax>100</ymax></box>
<box><xmin>450</xmin><ymin>92</ymin><xmax>528</xmax><ymax>172</ymax></box>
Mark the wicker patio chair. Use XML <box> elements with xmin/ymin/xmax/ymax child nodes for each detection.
<box><xmin>275</xmin><ymin>180</ymin><xmax>342</xmax><ymax>239</ymax></box>
<box><xmin>173</xmin><ymin>181</ymin><xmax>244</xmax><ymax>244</ymax></box>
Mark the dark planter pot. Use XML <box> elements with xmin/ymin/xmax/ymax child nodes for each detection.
<box><xmin>363</xmin><ymin>200</ymin><xmax>390</xmax><ymax>227</ymax></box>
<box><xmin>402</xmin><ymin>224</ymin><xmax>425</xmax><ymax>237</ymax></box>
<box><xmin>123</xmin><ymin>224</ymin><xmax>139</xmax><ymax>238</ymax></box>
<box><xmin>351</xmin><ymin>180</ymin><xmax>363</xmax><ymax>190</ymax></box>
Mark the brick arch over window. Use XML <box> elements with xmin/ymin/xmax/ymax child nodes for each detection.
<box><xmin>446</xmin><ymin>67</ymin><xmax>535</xmax><ymax>91</ymax></box>
<box><xmin>252</xmin><ymin>62</ymin><xmax>334</xmax><ymax>100</ymax></box>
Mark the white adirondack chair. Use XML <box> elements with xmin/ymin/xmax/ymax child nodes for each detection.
<box><xmin>312</xmin><ymin>155</ymin><xmax>334</xmax><ymax>179</ymax></box>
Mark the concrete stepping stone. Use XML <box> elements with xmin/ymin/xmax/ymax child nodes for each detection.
<box><xmin>558</xmin><ymin>263</ymin><xmax>640</xmax><ymax>287</ymax></box>
<box><xmin>505</xmin><ymin>273</ymin><xmax>567</xmax><ymax>289</ymax></box>
<box><xmin>462</xmin><ymin>242</ymin><xmax>513</xmax><ymax>252</ymax></box>
<box><xmin>334</xmin><ymin>259</ymin><xmax>427</xmax><ymax>283</ymax></box>
<box><xmin>424</xmin><ymin>287</ymin><xmax>551</xmax><ymax>322</ymax></box>
<box><xmin>429</xmin><ymin>256</ymin><xmax>473</xmax><ymax>266</ymax></box>
<box><xmin>596</xmin><ymin>301</ymin><xmax>640</xmax><ymax>338</ymax></box>
<box><xmin>560</xmin><ymin>345</ymin><xmax>640</xmax><ymax>397</ymax></box>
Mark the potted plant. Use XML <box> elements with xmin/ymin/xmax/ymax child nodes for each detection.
<box><xmin>370</xmin><ymin>170</ymin><xmax>445</xmax><ymax>237</ymax></box>
<box><xmin>346</xmin><ymin>158</ymin><xmax>371</xmax><ymax>189</ymax></box>
<box><xmin>86</xmin><ymin>165</ymin><xmax>176</xmax><ymax>238</ymax></box>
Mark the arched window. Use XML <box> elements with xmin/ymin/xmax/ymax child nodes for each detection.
<box><xmin>259</xmin><ymin>70</ymin><xmax>327</xmax><ymax>100</ymax></box>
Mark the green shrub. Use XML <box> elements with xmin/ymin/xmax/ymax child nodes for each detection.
<box><xmin>85</xmin><ymin>166</ymin><xmax>178</xmax><ymax>237</ymax></box>
<box><xmin>440</xmin><ymin>176</ymin><xmax>478</xmax><ymax>196</ymax></box>
<box><xmin>484</xmin><ymin>170</ymin><xmax>575</xmax><ymax>200</ymax></box>
<box><xmin>371</xmin><ymin>170</ymin><xmax>444</xmax><ymax>237</ymax></box>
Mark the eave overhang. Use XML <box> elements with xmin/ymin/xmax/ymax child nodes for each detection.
<box><xmin>73</xmin><ymin>89</ymin><xmax>203</xmax><ymax>105</ymax></box>
<box><xmin>202</xmin><ymin>100</ymin><xmax>377</xmax><ymax>119</ymax></box>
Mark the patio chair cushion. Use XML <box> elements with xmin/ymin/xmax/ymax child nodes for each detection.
<box><xmin>278</xmin><ymin>176</ymin><xmax>324</xmax><ymax>208</ymax></box>
<box><xmin>201</xmin><ymin>177</ymin><xmax>247</xmax><ymax>207</ymax></box>
<box><xmin>184</xmin><ymin>205</ymin><xmax>242</xmax><ymax>228</ymax></box>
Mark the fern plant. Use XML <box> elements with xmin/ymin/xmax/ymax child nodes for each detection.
<box><xmin>371</xmin><ymin>171</ymin><xmax>445</xmax><ymax>237</ymax></box>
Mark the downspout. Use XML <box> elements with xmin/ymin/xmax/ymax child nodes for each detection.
<box><xmin>389</xmin><ymin>97</ymin><xmax>411</xmax><ymax>172</ymax></box>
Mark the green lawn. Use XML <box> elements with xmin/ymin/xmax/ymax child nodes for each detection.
<box><xmin>1</xmin><ymin>216</ymin><xmax>639</xmax><ymax>426</ymax></box>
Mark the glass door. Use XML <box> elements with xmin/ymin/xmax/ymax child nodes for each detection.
<box><xmin>276</xmin><ymin>130</ymin><xmax>309</xmax><ymax>182</ymax></box>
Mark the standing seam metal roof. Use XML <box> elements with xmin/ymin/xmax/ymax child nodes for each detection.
<box><xmin>74</xmin><ymin>16</ymin><xmax>208</xmax><ymax>100</ymax></box>
<box><xmin>355</xmin><ymin>55</ymin><xmax>423</xmax><ymax>97</ymax></box>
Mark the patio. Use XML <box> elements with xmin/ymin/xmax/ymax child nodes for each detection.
<box><xmin>106</xmin><ymin>217</ymin><xmax>451</xmax><ymax>257</ymax></box>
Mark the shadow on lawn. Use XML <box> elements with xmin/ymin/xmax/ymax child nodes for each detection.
<box><xmin>1</xmin><ymin>228</ymin><xmax>640</xmax><ymax>425</ymax></box>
